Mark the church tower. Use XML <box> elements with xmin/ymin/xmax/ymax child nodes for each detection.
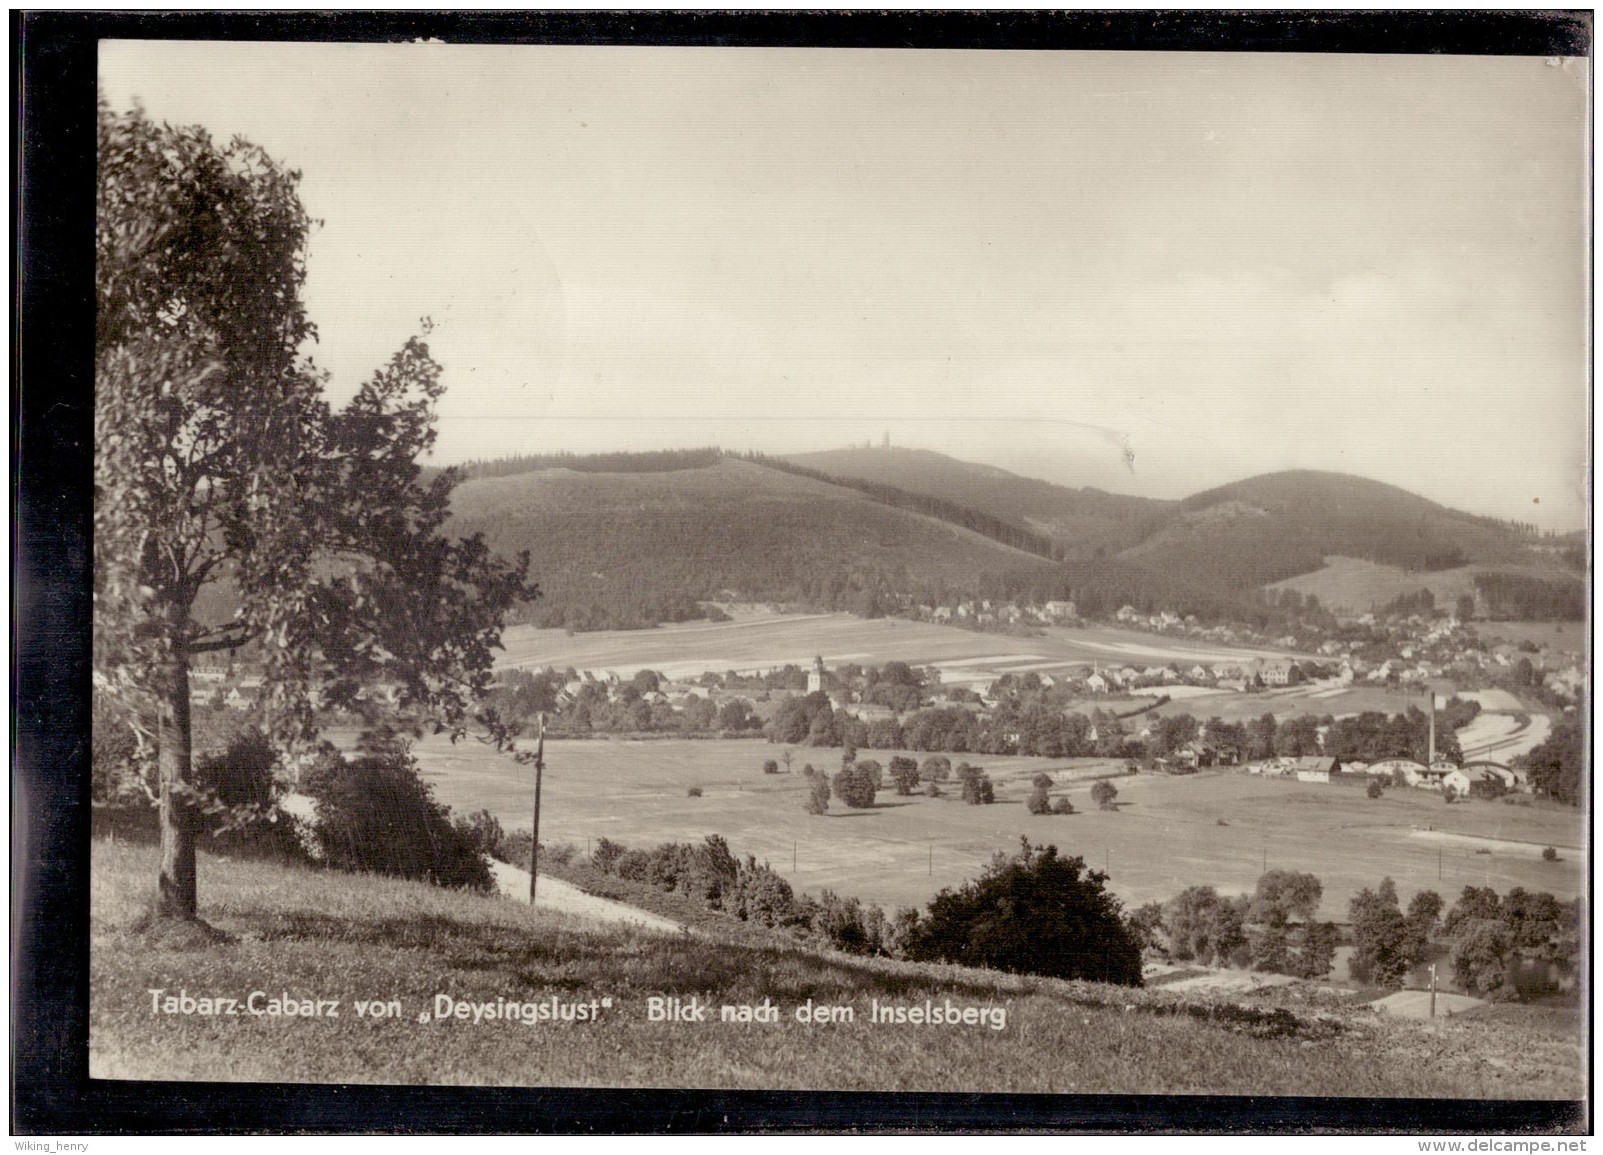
<box><xmin>808</xmin><ymin>656</ymin><xmax>825</xmax><ymax>694</ymax></box>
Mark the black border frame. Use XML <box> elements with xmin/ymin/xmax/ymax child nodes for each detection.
<box><xmin>12</xmin><ymin>9</ymin><xmax>1592</xmax><ymax>1135</ymax></box>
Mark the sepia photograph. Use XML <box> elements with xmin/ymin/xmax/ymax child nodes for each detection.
<box><xmin>66</xmin><ymin>18</ymin><xmax>1589</xmax><ymax>1125</ymax></box>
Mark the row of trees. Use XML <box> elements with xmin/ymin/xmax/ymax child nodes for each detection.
<box><xmin>767</xmin><ymin>694</ymin><xmax>1477</xmax><ymax>768</ymax></box>
<box><xmin>1348</xmin><ymin>878</ymin><xmax>1579</xmax><ymax>999</ymax></box>
<box><xmin>1129</xmin><ymin>871</ymin><xmax>1338</xmax><ymax>979</ymax></box>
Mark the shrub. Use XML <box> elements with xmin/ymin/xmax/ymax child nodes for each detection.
<box><xmin>687</xmin><ymin>785</ymin><xmax>703</xmax><ymax>797</ymax></box>
<box><xmin>1026</xmin><ymin>785</ymin><xmax>1051</xmax><ymax>815</ymax></box>
<box><xmin>919</xmin><ymin>755</ymin><xmax>951</xmax><ymax>783</ymax></box>
<box><xmin>856</xmin><ymin>759</ymin><xmax>883</xmax><ymax>793</ymax></box>
<box><xmin>833</xmin><ymin>763</ymin><xmax>878</xmax><ymax>808</ymax></box>
<box><xmin>728</xmin><ymin>857</ymin><xmax>797</xmax><ymax>927</ymax></box>
<box><xmin>301</xmin><ymin>739</ymin><xmax>492</xmax><ymax>891</ymax></box>
<box><xmin>924</xmin><ymin>780</ymin><xmax>942</xmax><ymax>798</ymax></box>
<box><xmin>454</xmin><ymin>808</ymin><xmax>504</xmax><ymax>860</ymax></box>
<box><xmin>1091</xmin><ymin>779</ymin><xmax>1119</xmax><ymax>810</ymax></box>
<box><xmin>615</xmin><ymin>848</ymin><xmax>653</xmax><ymax>882</ymax></box>
<box><xmin>184</xmin><ymin>726</ymin><xmax>307</xmax><ymax>861</ymax></box>
<box><xmin>495</xmin><ymin>828</ymin><xmax>534</xmax><ymax>868</ymax></box>
<box><xmin>193</xmin><ymin>726</ymin><xmax>278</xmax><ymax>815</ymax></box>
<box><xmin>1367</xmin><ymin>778</ymin><xmax>1384</xmax><ymax>799</ymax></box>
<box><xmin>762</xmin><ymin>759</ymin><xmax>779</xmax><ymax>775</ymax></box>
<box><xmin>1051</xmin><ymin>796</ymin><xmax>1075</xmax><ymax>815</ymax></box>
<box><xmin>901</xmin><ymin>838</ymin><xmax>1142</xmax><ymax>985</ymax></box>
<box><xmin>592</xmin><ymin>836</ymin><xmax>626</xmax><ymax>872</ymax></box>
<box><xmin>800</xmin><ymin>889</ymin><xmax>885</xmax><ymax>956</ymax></box>
<box><xmin>958</xmin><ymin>764</ymin><xmax>994</xmax><ymax>805</ymax></box>
<box><xmin>806</xmin><ymin>773</ymin><xmax>831</xmax><ymax>815</ymax></box>
<box><xmin>888</xmin><ymin>755</ymin><xmax>921</xmax><ymax>795</ymax></box>
<box><xmin>1542</xmin><ymin>846</ymin><xmax>1560</xmax><ymax>862</ymax></box>
<box><xmin>1031</xmin><ymin>772</ymin><xmax>1054</xmax><ymax>789</ymax></box>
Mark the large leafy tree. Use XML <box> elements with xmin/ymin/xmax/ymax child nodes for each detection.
<box><xmin>94</xmin><ymin>101</ymin><xmax>535</xmax><ymax>920</ymax></box>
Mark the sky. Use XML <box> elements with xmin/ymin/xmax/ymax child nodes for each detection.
<box><xmin>100</xmin><ymin>42</ymin><xmax>1590</xmax><ymax>529</ymax></box>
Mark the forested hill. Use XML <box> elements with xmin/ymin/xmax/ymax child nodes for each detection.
<box><xmin>444</xmin><ymin>458</ymin><xmax>1063</xmax><ymax>631</ymax></box>
<box><xmin>1116</xmin><ymin>470</ymin><xmax>1570</xmax><ymax>592</ymax></box>
<box><xmin>785</xmin><ymin>446</ymin><xmax>1167</xmax><ymax>559</ymax></box>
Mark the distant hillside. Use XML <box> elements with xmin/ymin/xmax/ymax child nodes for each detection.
<box><xmin>1112</xmin><ymin>471</ymin><xmax>1559</xmax><ymax>593</ymax></box>
<box><xmin>787</xmin><ymin>447</ymin><xmax>1168</xmax><ymax>558</ymax></box>
<box><xmin>435</xmin><ymin>451</ymin><xmax>1575</xmax><ymax>631</ymax></box>
<box><xmin>1268</xmin><ymin>556</ymin><xmax>1586</xmax><ymax>619</ymax></box>
<box><xmin>446</xmin><ymin>458</ymin><xmax>1061</xmax><ymax>630</ymax></box>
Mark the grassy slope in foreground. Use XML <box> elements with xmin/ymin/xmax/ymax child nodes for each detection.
<box><xmin>91</xmin><ymin>842</ymin><xmax>1582</xmax><ymax>1096</ymax></box>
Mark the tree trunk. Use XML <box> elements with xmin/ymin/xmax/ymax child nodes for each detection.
<box><xmin>156</xmin><ymin>651</ymin><xmax>196</xmax><ymax>920</ymax></box>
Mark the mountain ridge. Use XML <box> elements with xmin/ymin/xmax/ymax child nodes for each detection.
<box><xmin>441</xmin><ymin>447</ymin><xmax>1581</xmax><ymax>629</ymax></box>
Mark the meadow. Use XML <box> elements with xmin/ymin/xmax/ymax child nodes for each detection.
<box><xmin>495</xmin><ymin>611</ymin><xmax>1297</xmax><ymax>686</ymax></box>
<box><xmin>1473</xmin><ymin>619</ymin><xmax>1587</xmax><ymax>661</ymax></box>
<box><xmin>413</xmin><ymin>735</ymin><xmax>1585</xmax><ymax>922</ymax></box>
<box><xmin>89</xmin><ymin>840</ymin><xmax>1586</xmax><ymax>1099</ymax></box>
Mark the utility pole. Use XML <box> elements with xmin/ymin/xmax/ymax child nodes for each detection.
<box><xmin>928</xmin><ymin>842</ymin><xmax>933</xmax><ymax>876</ymax></box>
<box><xmin>1429</xmin><ymin>964</ymin><xmax>1438</xmax><ymax>1019</ymax></box>
<box><xmin>529</xmin><ymin>713</ymin><xmax>546</xmax><ymax>905</ymax></box>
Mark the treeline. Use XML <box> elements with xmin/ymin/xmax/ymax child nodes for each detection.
<box><xmin>1377</xmin><ymin>588</ymin><xmax>1438</xmax><ymax>618</ymax></box>
<box><xmin>1516</xmin><ymin>718</ymin><xmax>1582</xmax><ymax>805</ymax></box>
<box><xmin>764</xmin><ymin>692</ymin><xmax>1477</xmax><ymax>765</ymax></box>
<box><xmin>1347</xmin><ymin>879</ymin><xmax>1578</xmax><ymax>1000</ymax></box>
<box><xmin>1129</xmin><ymin>870</ymin><xmax>1337</xmax><ymax>978</ymax></box>
<box><xmin>1473</xmin><ymin>572</ymin><xmax>1586</xmax><ymax>621</ymax></box>
<box><xmin>460</xmin><ymin>448</ymin><xmax>722</xmax><ymax>480</ymax></box>
<box><xmin>739</xmin><ymin>451</ymin><xmax>1063</xmax><ymax>560</ymax></box>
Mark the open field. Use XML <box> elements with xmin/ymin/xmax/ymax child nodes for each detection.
<box><xmin>495</xmin><ymin>611</ymin><xmax>1298</xmax><ymax>685</ymax></box>
<box><xmin>1472</xmin><ymin>620</ymin><xmax>1587</xmax><ymax>660</ymax></box>
<box><xmin>413</xmin><ymin>736</ymin><xmax>1585</xmax><ymax>922</ymax></box>
<box><xmin>88</xmin><ymin>841</ymin><xmax>1586</xmax><ymax>1099</ymax></box>
<box><xmin>1267</xmin><ymin>556</ymin><xmax>1487</xmax><ymax>616</ymax></box>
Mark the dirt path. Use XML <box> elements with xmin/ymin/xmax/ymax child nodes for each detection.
<box><xmin>487</xmin><ymin>859</ymin><xmax>688</xmax><ymax>935</ymax></box>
